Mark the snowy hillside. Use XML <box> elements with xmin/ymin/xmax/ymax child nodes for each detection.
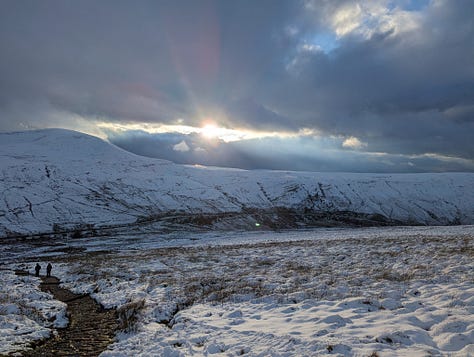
<box><xmin>1</xmin><ymin>129</ymin><xmax>474</xmax><ymax>237</ymax></box>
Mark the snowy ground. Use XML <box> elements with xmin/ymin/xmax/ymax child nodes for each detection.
<box><xmin>1</xmin><ymin>225</ymin><xmax>473</xmax><ymax>356</ymax></box>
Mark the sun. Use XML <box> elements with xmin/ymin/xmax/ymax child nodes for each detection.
<box><xmin>199</xmin><ymin>123</ymin><xmax>243</xmax><ymax>142</ymax></box>
<box><xmin>196</xmin><ymin>119</ymin><xmax>286</xmax><ymax>142</ymax></box>
<box><xmin>200</xmin><ymin>123</ymin><xmax>221</xmax><ymax>139</ymax></box>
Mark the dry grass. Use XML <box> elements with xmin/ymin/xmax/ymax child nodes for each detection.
<box><xmin>43</xmin><ymin>231</ymin><xmax>474</xmax><ymax>321</ymax></box>
<box><xmin>117</xmin><ymin>298</ymin><xmax>145</xmax><ymax>332</ymax></box>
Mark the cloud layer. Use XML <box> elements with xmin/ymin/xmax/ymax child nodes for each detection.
<box><xmin>107</xmin><ymin>130</ymin><xmax>474</xmax><ymax>173</ymax></box>
<box><xmin>1</xmin><ymin>0</ymin><xmax>473</xmax><ymax>172</ymax></box>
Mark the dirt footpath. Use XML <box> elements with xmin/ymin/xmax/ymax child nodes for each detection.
<box><xmin>21</xmin><ymin>275</ymin><xmax>118</xmax><ymax>357</ymax></box>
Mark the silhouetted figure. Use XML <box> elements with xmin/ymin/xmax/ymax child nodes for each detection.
<box><xmin>46</xmin><ymin>263</ymin><xmax>52</xmax><ymax>277</ymax></box>
<box><xmin>35</xmin><ymin>263</ymin><xmax>41</xmax><ymax>277</ymax></box>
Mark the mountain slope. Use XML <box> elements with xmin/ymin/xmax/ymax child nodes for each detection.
<box><xmin>1</xmin><ymin>129</ymin><xmax>474</xmax><ymax>237</ymax></box>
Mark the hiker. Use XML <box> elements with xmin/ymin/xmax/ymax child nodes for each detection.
<box><xmin>46</xmin><ymin>263</ymin><xmax>52</xmax><ymax>277</ymax></box>
<box><xmin>35</xmin><ymin>263</ymin><xmax>41</xmax><ymax>277</ymax></box>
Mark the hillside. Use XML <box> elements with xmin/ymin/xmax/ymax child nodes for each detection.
<box><xmin>1</xmin><ymin>129</ymin><xmax>474</xmax><ymax>237</ymax></box>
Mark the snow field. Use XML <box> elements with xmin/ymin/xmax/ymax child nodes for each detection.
<box><xmin>50</xmin><ymin>228</ymin><xmax>474</xmax><ymax>356</ymax></box>
<box><xmin>2</xmin><ymin>226</ymin><xmax>473</xmax><ymax>355</ymax></box>
<box><xmin>95</xmin><ymin>232</ymin><xmax>474</xmax><ymax>356</ymax></box>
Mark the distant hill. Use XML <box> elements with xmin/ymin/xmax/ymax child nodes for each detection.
<box><xmin>1</xmin><ymin>129</ymin><xmax>473</xmax><ymax>237</ymax></box>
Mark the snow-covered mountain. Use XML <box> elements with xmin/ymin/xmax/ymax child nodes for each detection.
<box><xmin>1</xmin><ymin>129</ymin><xmax>474</xmax><ymax>237</ymax></box>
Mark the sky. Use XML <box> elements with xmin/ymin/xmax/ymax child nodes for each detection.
<box><xmin>0</xmin><ymin>0</ymin><xmax>473</xmax><ymax>172</ymax></box>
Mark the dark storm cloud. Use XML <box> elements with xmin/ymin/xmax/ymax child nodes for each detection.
<box><xmin>0</xmin><ymin>0</ymin><xmax>298</xmax><ymax>128</ymax></box>
<box><xmin>224</xmin><ymin>98</ymin><xmax>295</xmax><ymax>131</ymax></box>
<box><xmin>265</xmin><ymin>0</ymin><xmax>474</xmax><ymax>159</ymax></box>
<box><xmin>0</xmin><ymin>0</ymin><xmax>473</xmax><ymax>172</ymax></box>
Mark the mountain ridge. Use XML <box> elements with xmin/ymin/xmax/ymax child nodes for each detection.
<box><xmin>1</xmin><ymin>129</ymin><xmax>474</xmax><ymax>237</ymax></box>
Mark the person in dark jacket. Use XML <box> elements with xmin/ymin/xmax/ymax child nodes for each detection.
<box><xmin>35</xmin><ymin>263</ymin><xmax>41</xmax><ymax>277</ymax></box>
<box><xmin>46</xmin><ymin>263</ymin><xmax>52</xmax><ymax>277</ymax></box>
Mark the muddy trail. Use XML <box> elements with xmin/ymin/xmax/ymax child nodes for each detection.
<box><xmin>17</xmin><ymin>272</ymin><xmax>118</xmax><ymax>356</ymax></box>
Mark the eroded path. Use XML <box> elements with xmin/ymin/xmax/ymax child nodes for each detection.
<box><xmin>22</xmin><ymin>274</ymin><xmax>118</xmax><ymax>357</ymax></box>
